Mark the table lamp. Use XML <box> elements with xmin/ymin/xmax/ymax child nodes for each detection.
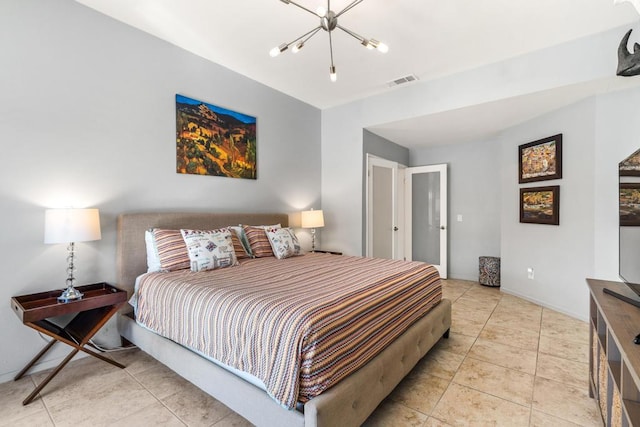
<box><xmin>301</xmin><ymin>209</ymin><xmax>324</xmax><ymax>252</ymax></box>
<box><xmin>44</xmin><ymin>208</ymin><xmax>102</xmax><ymax>302</ymax></box>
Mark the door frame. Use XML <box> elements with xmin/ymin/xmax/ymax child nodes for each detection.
<box><xmin>404</xmin><ymin>164</ymin><xmax>448</xmax><ymax>278</ymax></box>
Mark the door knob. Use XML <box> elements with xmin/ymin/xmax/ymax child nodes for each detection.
<box><xmin>393</xmin><ymin>226</ymin><xmax>399</xmax><ymax>231</ymax></box>
<box><xmin>440</xmin><ymin>226</ymin><xmax>446</xmax><ymax>230</ymax></box>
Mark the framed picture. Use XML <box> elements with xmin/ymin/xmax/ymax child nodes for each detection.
<box><xmin>520</xmin><ymin>185</ymin><xmax>560</xmax><ymax>225</ymax></box>
<box><xmin>176</xmin><ymin>94</ymin><xmax>257</xmax><ymax>179</ymax></box>
<box><xmin>518</xmin><ymin>134</ymin><xmax>562</xmax><ymax>183</ymax></box>
<box><xmin>620</xmin><ymin>183</ymin><xmax>640</xmax><ymax>226</ymax></box>
<box><xmin>620</xmin><ymin>148</ymin><xmax>640</xmax><ymax>176</ymax></box>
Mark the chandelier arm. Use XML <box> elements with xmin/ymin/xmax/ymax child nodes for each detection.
<box><xmin>329</xmin><ymin>28</ymin><xmax>335</xmax><ymax>67</ymax></box>
<box><xmin>291</xmin><ymin>25</ymin><xmax>322</xmax><ymax>46</ymax></box>
<box><xmin>336</xmin><ymin>24</ymin><xmax>365</xmax><ymax>43</ymax></box>
<box><xmin>301</xmin><ymin>26</ymin><xmax>323</xmax><ymax>44</ymax></box>
<box><xmin>285</xmin><ymin>0</ymin><xmax>322</xmax><ymax>17</ymax></box>
<box><xmin>335</xmin><ymin>0</ymin><xmax>364</xmax><ymax>18</ymax></box>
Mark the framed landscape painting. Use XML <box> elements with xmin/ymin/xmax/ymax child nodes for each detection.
<box><xmin>620</xmin><ymin>183</ymin><xmax>640</xmax><ymax>226</ymax></box>
<box><xmin>620</xmin><ymin>148</ymin><xmax>640</xmax><ymax>176</ymax></box>
<box><xmin>519</xmin><ymin>134</ymin><xmax>562</xmax><ymax>183</ymax></box>
<box><xmin>176</xmin><ymin>94</ymin><xmax>257</xmax><ymax>179</ymax></box>
<box><xmin>520</xmin><ymin>185</ymin><xmax>560</xmax><ymax>225</ymax></box>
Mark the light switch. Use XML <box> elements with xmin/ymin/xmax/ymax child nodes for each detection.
<box><xmin>457</xmin><ymin>214</ymin><xmax>463</xmax><ymax>222</ymax></box>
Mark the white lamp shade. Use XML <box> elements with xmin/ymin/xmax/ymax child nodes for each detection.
<box><xmin>44</xmin><ymin>208</ymin><xmax>102</xmax><ymax>244</ymax></box>
<box><xmin>301</xmin><ymin>209</ymin><xmax>325</xmax><ymax>228</ymax></box>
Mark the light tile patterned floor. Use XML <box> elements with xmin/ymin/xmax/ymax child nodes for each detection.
<box><xmin>0</xmin><ymin>280</ymin><xmax>601</xmax><ymax>426</ymax></box>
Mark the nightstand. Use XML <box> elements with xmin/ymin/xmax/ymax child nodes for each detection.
<box><xmin>313</xmin><ymin>250</ymin><xmax>343</xmax><ymax>255</ymax></box>
<box><xmin>11</xmin><ymin>282</ymin><xmax>128</xmax><ymax>405</ymax></box>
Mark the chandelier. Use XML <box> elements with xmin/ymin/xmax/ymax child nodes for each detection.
<box><xmin>269</xmin><ymin>0</ymin><xmax>388</xmax><ymax>82</ymax></box>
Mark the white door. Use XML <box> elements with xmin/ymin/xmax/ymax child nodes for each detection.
<box><xmin>405</xmin><ymin>164</ymin><xmax>448</xmax><ymax>278</ymax></box>
<box><xmin>366</xmin><ymin>155</ymin><xmax>402</xmax><ymax>259</ymax></box>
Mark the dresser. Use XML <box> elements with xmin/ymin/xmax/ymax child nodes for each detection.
<box><xmin>588</xmin><ymin>278</ymin><xmax>640</xmax><ymax>426</ymax></box>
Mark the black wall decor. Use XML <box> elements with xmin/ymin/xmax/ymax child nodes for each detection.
<box><xmin>617</xmin><ymin>29</ymin><xmax>640</xmax><ymax>77</ymax></box>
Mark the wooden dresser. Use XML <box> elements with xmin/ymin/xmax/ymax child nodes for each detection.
<box><xmin>588</xmin><ymin>278</ymin><xmax>640</xmax><ymax>426</ymax></box>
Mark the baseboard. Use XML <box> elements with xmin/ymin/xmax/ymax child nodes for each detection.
<box><xmin>499</xmin><ymin>288</ymin><xmax>588</xmax><ymax>322</ymax></box>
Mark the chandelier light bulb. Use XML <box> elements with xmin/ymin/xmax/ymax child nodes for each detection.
<box><xmin>329</xmin><ymin>66</ymin><xmax>337</xmax><ymax>82</ymax></box>
<box><xmin>269</xmin><ymin>47</ymin><xmax>281</xmax><ymax>57</ymax></box>
<box><xmin>270</xmin><ymin>43</ymin><xmax>288</xmax><ymax>57</ymax></box>
<box><xmin>292</xmin><ymin>41</ymin><xmax>304</xmax><ymax>53</ymax></box>
<box><xmin>368</xmin><ymin>39</ymin><xmax>389</xmax><ymax>53</ymax></box>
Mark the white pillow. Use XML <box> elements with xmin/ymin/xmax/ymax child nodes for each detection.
<box><xmin>144</xmin><ymin>229</ymin><xmax>162</xmax><ymax>272</ymax></box>
<box><xmin>265</xmin><ymin>227</ymin><xmax>302</xmax><ymax>259</ymax></box>
<box><xmin>180</xmin><ymin>228</ymin><xmax>238</xmax><ymax>272</ymax></box>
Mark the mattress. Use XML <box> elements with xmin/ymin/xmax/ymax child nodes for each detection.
<box><xmin>132</xmin><ymin>253</ymin><xmax>442</xmax><ymax>409</ymax></box>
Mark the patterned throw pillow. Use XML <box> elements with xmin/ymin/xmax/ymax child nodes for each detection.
<box><xmin>147</xmin><ymin>229</ymin><xmax>191</xmax><ymax>272</ymax></box>
<box><xmin>180</xmin><ymin>228</ymin><xmax>238</xmax><ymax>272</ymax></box>
<box><xmin>265</xmin><ymin>227</ymin><xmax>302</xmax><ymax>259</ymax></box>
<box><xmin>243</xmin><ymin>225</ymin><xmax>277</xmax><ymax>258</ymax></box>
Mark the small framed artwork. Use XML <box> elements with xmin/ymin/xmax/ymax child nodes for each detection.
<box><xmin>620</xmin><ymin>183</ymin><xmax>640</xmax><ymax>226</ymax></box>
<box><xmin>520</xmin><ymin>185</ymin><xmax>560</xmax><ymax>225</ymax></box>
<box><xmin>620</xmin><ymin>148</ymin><xmax>640</xmax><ymax>176</ymax></box>
<box><xmin>519</xmin><ymin>134</ymin><xmax>562</xmax><ymax>183</ymax></box>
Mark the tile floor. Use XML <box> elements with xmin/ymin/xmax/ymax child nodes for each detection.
<box><xmin>0</xmin><ymin>279</ymin><xmax>601</xmax><ymax>426</ymax></box>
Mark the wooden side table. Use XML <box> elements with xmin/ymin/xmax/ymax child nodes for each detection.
<box><xmin>11</xmin><ymin>282</ymin><xmax>128</xmax><ymax>405</ymax></box>
<box><xmin>313</xmin><ymin>250</ymin><xmax>343</xmax><ymax>255</ymax></box>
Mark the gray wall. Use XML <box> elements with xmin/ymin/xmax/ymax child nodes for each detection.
<box><xmin>410</xmin><ymin>138</ymin><xmax>501</xmax><ymax>281</ymax></box>
<box><xmin>361</xmin><ymin>130</ymin><xmax>410</xmax><ymax>255</ymax></box>
<box><xmin>0</xmin><ymin>0</ymin><xmax>321</xmax><ymax>382</ymax></box>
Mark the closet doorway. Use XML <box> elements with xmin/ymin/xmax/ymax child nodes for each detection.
<box><xmin>366</xmin><ymin>155</ymin><xmax>447</xmax><ymax>278</ymax></box>
<box><xmin>404</xmin><ymin>164</ymin><xmax>448</xmax><ymax>278</ymax></box>
<box><xmin>366</xmin><ymin>156</ymin><xmax>403</xmax><ymax>260</ymax></box>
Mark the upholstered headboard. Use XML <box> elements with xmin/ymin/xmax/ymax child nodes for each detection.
<box><xmin>116</xmin><ymin>212</ymin><xmax>289</xmax><ymax>296</ymax></box>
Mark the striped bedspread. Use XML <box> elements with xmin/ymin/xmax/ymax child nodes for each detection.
<box><xmin>134</xmin><ymin>253</ymin><xmax>442</xmax><ymax>409</ymax></box>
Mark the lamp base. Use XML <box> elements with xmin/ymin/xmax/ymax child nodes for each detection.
<box><xmin>58</xmin><ymin>285</ymin><xmax>84</xmax><ymax>303</ymax></box>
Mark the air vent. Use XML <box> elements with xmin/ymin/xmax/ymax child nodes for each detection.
<box><xmin>388</xmin><ymin>74</ymin><xmax>419</xmax><ymax>87</ymax></box>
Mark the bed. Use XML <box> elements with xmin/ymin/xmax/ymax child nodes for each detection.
<box><xmin>116</xmin><ymin>212</ymin><xmax>451</xmax><ymax>427</ymax></box>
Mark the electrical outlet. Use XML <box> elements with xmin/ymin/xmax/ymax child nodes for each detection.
<box><xmin>527</xmin><ymin>268</ymin><xmax>534</xmax><ymax>280</ymax></box>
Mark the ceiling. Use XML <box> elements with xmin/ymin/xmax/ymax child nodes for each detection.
<box><xmin>75</xmin><ymin>0</ymin><xmax>640</xmax><ymax>147</ymax></box>
<box><xmin>368</xmin><ymin>76</ymin><xmax>640</xmax><ymax>149</ymax></box>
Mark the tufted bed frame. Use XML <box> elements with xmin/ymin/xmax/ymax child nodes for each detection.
<box><xmin>115</xmin><ymin>212</ymin><xmax>451</xmax><ymax>427</ymax></box>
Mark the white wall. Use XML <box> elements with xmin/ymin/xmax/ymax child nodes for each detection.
<box><xmin>594</xmin><ymin>88</ymin><xmax>640</xmax><ymax>282</ymax></box>
<box><xmin>0</xmin><ymin>0</ymin><xmax>320</xmax><ymax>383</ymax></box>
<box><xmin>498</xmin><ymin>87</ymin><xmax>640</xmax><ymax>320</ymax></box>
<box><xmin>411</xmin><ymin>138</ymin><xmax>501</xmax><ymax>281</ymax></box>
<box><xmin>498</xmin><ymin>99</ymin><xmax>596</xmax><ymax>320</ymax></box>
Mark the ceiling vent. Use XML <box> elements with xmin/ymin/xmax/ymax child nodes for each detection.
<box><xmin>388</xmin><ymin>74</ymin><xmax>419</xmax><ymax>87</ymax></box>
